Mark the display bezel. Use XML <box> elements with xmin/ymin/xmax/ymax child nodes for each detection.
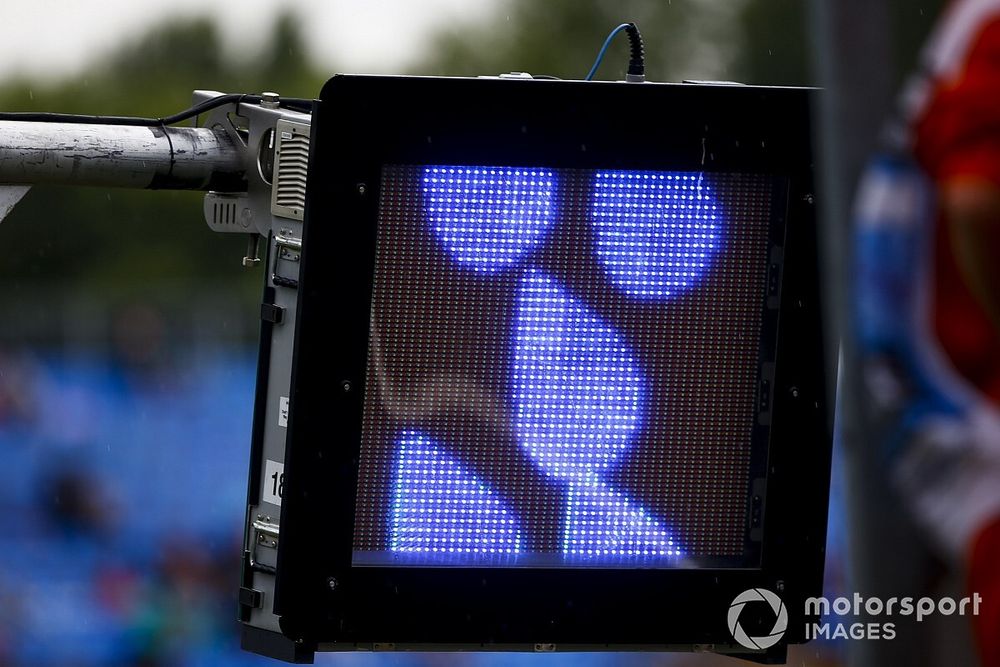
<box><xmin>272</xmin><ymin>75</ymin><xmax>830</xmax><ymax>659</ymax></box>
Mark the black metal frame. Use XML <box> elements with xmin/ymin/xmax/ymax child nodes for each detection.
<box><xmin>266</xmin><ymin>75</ymin><xmax>830</xmax><ymax>663</ymax></box>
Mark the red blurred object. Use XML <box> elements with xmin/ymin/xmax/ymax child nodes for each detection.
<box><xmin>914</xmin><ymin>12</ymin><xmax>1000</xmax><ymax>404</ymax></box>
<box><xmin>911</xmin><ymin>5</ymin><xmax>1000</xmax><ymax>666</ymax></box>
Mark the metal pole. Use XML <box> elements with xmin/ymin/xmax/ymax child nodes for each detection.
<box><xmin>0</xmin><ymin>121</ymin><xmax>245</xmax><ymax>191</ymax></box>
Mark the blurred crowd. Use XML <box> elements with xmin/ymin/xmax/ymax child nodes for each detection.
<box><xmin>0</xmin><ymin>325</ymin><xmax>261</xmax><ymax>666</ymax></box>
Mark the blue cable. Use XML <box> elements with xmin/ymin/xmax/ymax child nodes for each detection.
<box><xmin>585</xmin><ymin>23</ymin><xmax>633</xmax><ymax>81</ymax></box>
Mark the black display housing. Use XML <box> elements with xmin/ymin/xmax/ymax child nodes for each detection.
<box><xmin>260</xmin><ymin>75</ymin><xmax>831</xmax><ymax>663</ymax></box>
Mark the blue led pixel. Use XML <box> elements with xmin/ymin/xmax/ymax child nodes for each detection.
<box><xmin>592</xmin><ymin>171</ymin><xmax>721</xmax><ymax>298</ymax></box>
<box><xmin>565</xmin><ymin>482</ymin><xmax>681</xmax><ymax>558</ymax></box>
<box><xmin>512</xmin><ymin>269</ymin><xmax>643</xmax><ymax>481</ymax></box>
<box><xmin>512</xmin><ymin>269</ymin><xmax>680</xmax><ymax>558</ymax></box>
<box><xmin>423</xmin><ymin>166</ymin><xmax>556</xmax><ymax>273</ymax></box>
<box><xmin>391</xmin><ymin>431</ymin><xmax>521</xmax><ymax>555</ymax></box>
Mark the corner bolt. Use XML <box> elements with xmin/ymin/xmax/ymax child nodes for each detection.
<box><xmin>261</xmin><ymin>92</ymin><xmax>281</xmax><ymax>110</ymax></box>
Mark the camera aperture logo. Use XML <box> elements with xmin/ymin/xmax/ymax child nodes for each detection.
<box><xmin>726</xmin><ymin>589</ymin><xmax>983</xmax><ymax>648</ymax></box>
<box><xmin>728</xmin><ymin>588</ymin><xmax>788</xmax><ymax>650</ymax></box>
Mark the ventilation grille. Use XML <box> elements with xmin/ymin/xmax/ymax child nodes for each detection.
<box><xmin>213</xmin><ymin>199</ymin><xmax>239</xmax><ymax>226</ymax></box>
<box><xmin>203</xmin><ymin>192</ymin><xmax>249</xmax><ymax>233</ymax></box>
<box><xmin>271</xmin><ymin>120</ymin><xmax>311</xmax><ymax>221</ymax></box>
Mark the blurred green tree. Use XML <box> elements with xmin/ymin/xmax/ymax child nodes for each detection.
<box><xmin>0</xmin><ymin>14</ymin><xmax>326</xmax><ymax>346</ymax></box>
<box><xmin>731</xmin><ymin>0</ymin><xmax>811</xmax><ymax>85</ymax></box>
<box><xmin>0</xmin><ymin>1</ymin><xmax>951</xmax><ymax>348</ymax></box>
<box><xmin>413</xmin><ymin>0</ymin><xmax>740</xmax><ymax>82</ymax></box>
<box><xmin>414</xmin><ymin>0</ymin><xmax>948</xmax><ymax>88</ymax></box>
<box><xmin>731</xmin><ymin>0</ymin><xmax>946</xmax><ymax>87</ymax></box>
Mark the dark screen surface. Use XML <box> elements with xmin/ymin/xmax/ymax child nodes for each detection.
<box><xmin>269</xmin><ymin>78</ymin><xmax>829</xmax><ymax>655</ymax></box>
<box><xmin>352</xmin><ymin>165</ymin><xmax>780</xmax><ymax>568</ymax></box>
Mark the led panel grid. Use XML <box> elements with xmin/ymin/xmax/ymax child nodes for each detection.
<box><xmin>354</xmin><ymin>165</ymin><xmax>776</xmax><ymax>568</ymax></box>
<box><xmin>392</xmin><ymin>432</ymin><xmax>522</xmax><ymax>556</ymax></box>
<box><xmin>424</xmin><ymin>166</ymin><xmax>556</xmax><ymax>273</ymax></box>
<box><xmin>593</xmin><ymin>171</ymin><xmax>720</xmax><ymax>299</ymax></box>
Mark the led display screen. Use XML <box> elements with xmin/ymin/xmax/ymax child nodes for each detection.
<box><xmin>352</xmin><ymin>165</ymin><xmax>780</xmax><ymax>569</ymax></box>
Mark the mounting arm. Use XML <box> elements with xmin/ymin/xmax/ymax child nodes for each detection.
<box><xmin>0</xmin><ymin>120</ymin><xmax>244</xmax><ymax>191</ymax></box>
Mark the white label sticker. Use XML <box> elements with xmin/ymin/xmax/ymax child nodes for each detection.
<box><xmin>278</xmin><ymin>396</ymin><xmax>289</xmax><ymax>427</ymax></box>
<box><xmin>263</xmin><ymin>459</ymin><xmax>285</xmax><ymax>506</ymax></box>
